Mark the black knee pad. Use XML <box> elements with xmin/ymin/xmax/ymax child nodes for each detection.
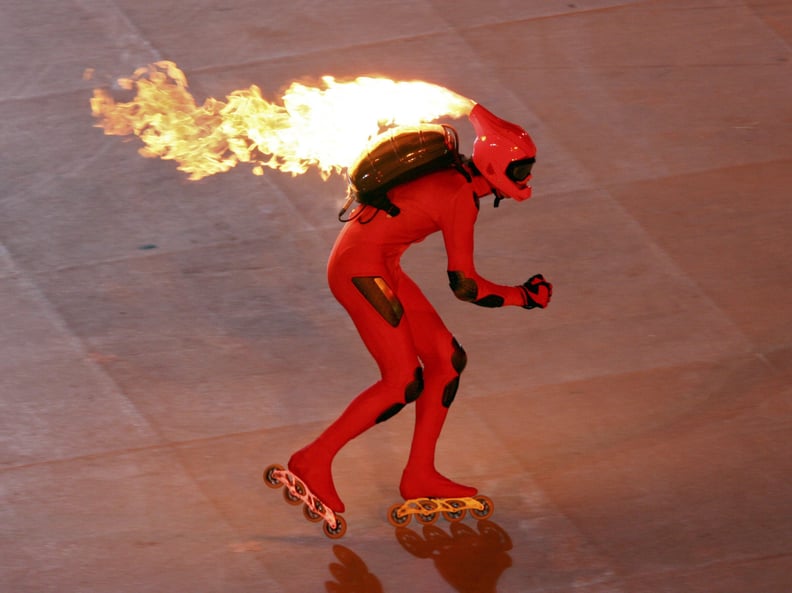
<box><xmin>442</xmin><ymin>339</ymin><xmax>466</xmax><ymax>408</ymax></box>
<box><xmin>451</xmin><ymin>338</ymin><xmax>467</xmax><ymax>373</ymax></box>
<box><xmin>376</xmin><ymin>402</ymin><xmax>406</xmax><ymax>423</ymax></box>
<box><xmin>442</xmin><ymin>376</ymin><xmax>460</xmax><ymax>408</ymax></box>
<box><xmin>376</xmin><ymin>366</ymin><xmax>424</xmax><ymax>424</ymax></box>
<box><xmin>404</xmin><ymin>366</ymin><xmax>424</xmax><ymax>403</ymax></box>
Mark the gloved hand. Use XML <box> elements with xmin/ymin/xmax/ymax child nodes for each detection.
<box><xmin>520</xmin><ymin>274</ymin><xmax>552</xmax><ymax>309</ymax></box>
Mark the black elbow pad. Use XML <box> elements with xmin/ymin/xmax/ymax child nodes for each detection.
<box><xmin>448</xmin><ymin>271</ymin><xmax>503</xmax><ymax>307</ymax></box>
<box><xmin>447</xmin><ymin>271</ymin><xmax>478</xmax><ymax>301</ymax></box>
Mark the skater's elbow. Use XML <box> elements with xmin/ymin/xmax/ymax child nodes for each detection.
<box><xmin>447</xmin><ymin>270</ymin><xmax>478</xmax><ymax>302</ymax></box>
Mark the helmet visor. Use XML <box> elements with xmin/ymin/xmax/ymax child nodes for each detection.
<box><xmin>506</xmin><ymin>158</ymin><xmax>535</xmax><ymax>182</ymax></box>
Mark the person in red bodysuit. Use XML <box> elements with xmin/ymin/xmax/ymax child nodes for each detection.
<box><xmin>288</xmin><ymin>105</ymin><xmax>552</xmax><ymax>513</ymax></box>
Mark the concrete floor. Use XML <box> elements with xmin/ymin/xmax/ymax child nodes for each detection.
<box><xmin>2</xmin><ymin>1</ymin><xmax>791</xmax><ymax>592</ymax></box>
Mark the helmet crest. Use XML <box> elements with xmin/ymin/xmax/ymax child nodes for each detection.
<box><xmin>468</xmin><ymin>104</ymin><xmax>536</xmax><ymax>201</ymax></box>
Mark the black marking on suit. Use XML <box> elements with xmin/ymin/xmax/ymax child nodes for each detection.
<box><xmin>376</xmin><ymin>366</ymin><xmax>424</xmax><ymax>423</ymax></box>
<box><xmin>443</xmin><ymin>338</ymin><xmax>467</xmax><ymax>408</ymax></box>
<box><xmin>448</xmin><ymin>271</ymin><xmax>504</xmax><ymax>307</ymax></box>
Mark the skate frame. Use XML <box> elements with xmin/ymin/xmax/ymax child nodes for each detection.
<box><xmin>388</xmin><ymin>495</ymin><xmax>494</xmax><ymax>527</ymax></box>
<box><xmin>263</xmin><ymin>464</ymin><xmax>345</xmax><ymax>536</ymax></box>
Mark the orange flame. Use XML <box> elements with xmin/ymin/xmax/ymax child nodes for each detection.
<box><xmin>90</xmin><ymin>61</ymin><xmax>475</xmax><ymax>181</ymax></box>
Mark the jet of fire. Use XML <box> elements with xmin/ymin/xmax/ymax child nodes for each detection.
<box><xmin>90</xmin><ymin>61</ymin><xmax>475</xmax><ymax>181</ymax></box>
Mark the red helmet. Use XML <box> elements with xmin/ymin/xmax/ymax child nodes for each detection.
<box><xmin>469</xmin><ymin>103</ymin><xmax>536</xmax><ymax>201</ymax></box>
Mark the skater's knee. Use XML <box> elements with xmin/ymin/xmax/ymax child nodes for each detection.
<box><xmin>376</xmin><ymin>366</ymin><xmax>423</xmax><ymax>424</ymax></box>
<box><xmin>442</xmin><ymin>376</ymin><xmax>460</xmax><ymax>408</ymax></box>
<box><xmin>376</xmin><ymin>402</ymin><xmax>406</xmax><ymax>423</ymax></box>
<box><xmin>404</xmin><ymin>366</ymin><xmax>424</xmax><ymax>403</ymax></box>
<box><xmin>451</xmin><ymin>337</ymin><xmax>467</xmax><ymax>373</ymax></box>
<box><xmin>443</xmin><ymin>338</ymin><xmax>466</xmax><ymax>408</ymax></box>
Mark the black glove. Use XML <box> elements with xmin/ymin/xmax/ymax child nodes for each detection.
<box><xmin>520</xmin><ymin>274</ymin><xmax>552</xmax><ymax>309</ymax></box>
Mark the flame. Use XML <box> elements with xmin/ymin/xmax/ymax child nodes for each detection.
<box><xmin>90</xmin><ymin>61</ymin><xmax>475</xmax><ymax>181</ymax></box>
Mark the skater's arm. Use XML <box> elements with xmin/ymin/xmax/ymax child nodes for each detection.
<box><xmin>442</xmin><ymin>189</ymin><xmax>546</xmax><ymax>309</ymax></box>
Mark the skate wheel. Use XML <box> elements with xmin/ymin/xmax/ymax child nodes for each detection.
<box><xmin>416</xmin><ymin>511</ymin><xmax>438</xmax><ymax>525</ymax></box>
<box><xmin>471</xmin><ymin>495</ymin><xmax>494</xmax><ymax>520</ymax></box>
<box><xmin>283</xmin><ymin>487</ymin><xmax>302</xmax><ymax>506</ymax></box>
<box><xmin>291</xmin><ymin>478</ymin><xmax>307</xmax><ymax>496</ymax></box>
<box><xmin>263</xmin><ymin>464</ymin><xmax>284</xmax><ymax>489</ymax></box>
<box><xmin>303</xmin><ymin>503</ymin><xmax>322</xmax><ymax>523</ymax></box>
<box><xmin>416</xmin><ymin>500</ymin><xmax>439</xmax><ymax>525</ymax></box>
<box><xmin>387</xmin><ymin>503</ymin><xmax>411</xmax><ymax>527</ymax></box>
<box><xmin>323</xmin><ymin>515</ymin><xmax>347</xmax><ymax>539</ymax></box>
<box><xmin>442</xmin><ymin>500</ymin><xmax>466</xmax><ymax>523</ymax></box>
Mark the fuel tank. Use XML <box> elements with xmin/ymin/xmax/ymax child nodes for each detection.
<box><xmin>346</xmin><ymin>124</ymin><xmax>460</xmax><ymax>215</ymax></box>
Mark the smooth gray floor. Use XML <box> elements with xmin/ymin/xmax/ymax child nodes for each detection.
<box><xmin>2</xmin><ymin>1</ymin><xmax>791</xmax><ymax>592</ymax></box>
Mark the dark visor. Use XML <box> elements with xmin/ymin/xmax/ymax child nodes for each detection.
<box><xmin>506</xmin><ymin>158</ymin><xmax>535</xmax><ymax>182</ymax></box>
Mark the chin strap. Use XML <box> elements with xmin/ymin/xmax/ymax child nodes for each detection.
<box><xmin>465</xmin><ymin>161</ymin><xmax>505</xmax><ymax>207</ymax></box>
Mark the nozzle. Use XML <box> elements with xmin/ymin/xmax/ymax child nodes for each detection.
<box><xmin>338</xmin><ymin>190</ymin><xmax>356</xmax><ymax>222</ymax></box>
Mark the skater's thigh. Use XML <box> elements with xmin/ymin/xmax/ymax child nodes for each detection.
<box><xmin>331</xmin><ymin>266</ymin><xmax>420</xmax><ymax>381</ymax></box>
<box><xmin>397</xmin><ymin>274</ymin><xmax>455</xmax><ymax>365</ymax></box>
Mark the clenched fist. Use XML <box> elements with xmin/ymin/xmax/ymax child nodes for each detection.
<box><xmin>520</xmin><ymin>274</ymin><xmax>552</xmax><ymax>309</ymax></box>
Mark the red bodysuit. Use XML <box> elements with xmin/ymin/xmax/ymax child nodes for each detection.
<box><xmin>289</xmin><ymin>165</ymin><xmax>545</xmax><ymax>512</ymax></box>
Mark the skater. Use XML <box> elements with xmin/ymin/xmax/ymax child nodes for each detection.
<box><xmin>280</xmin><ymin>104</ymin><xmax>551</xmax><ymax>521</ymax></box>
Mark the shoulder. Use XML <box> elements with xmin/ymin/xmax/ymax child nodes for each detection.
<box><xmin>385</xmin><ymin>167</ymin><xmax>479</xmax><ymax>223</ymax></box>
<box><xmin>387</xmin><ymin>167</ymin><xmax>473</xmax><ymax>204</ymax></box>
